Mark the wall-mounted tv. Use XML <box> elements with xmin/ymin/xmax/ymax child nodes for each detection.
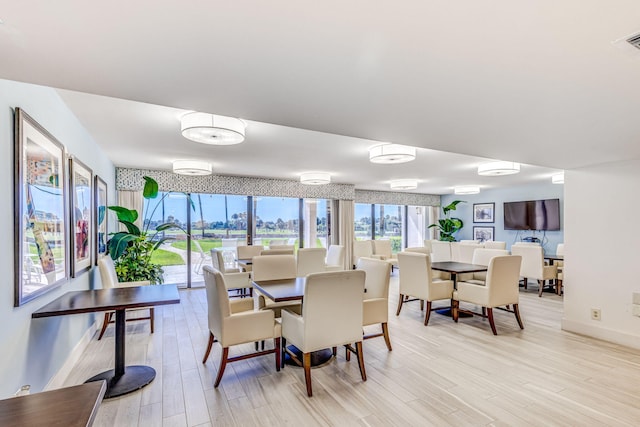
<box><xmin>503</xmin><ymin>199</ymin><xmax>561</xmax><ymax>231</ymax></box>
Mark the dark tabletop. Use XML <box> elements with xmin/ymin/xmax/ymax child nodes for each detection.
<box><xmin>0</xmin><ymin>380</ymin><xmax>106</xmax><ymax>427</ymax></box>
<box><xmin>544</xmin><ymin>254</ymin><xmax>564</xmax><ymax>261</ymax></box>
<box><xmin>252</xmin><ymin>277</ymin><xmax>305</xmax><ymax>302</ymax></box>
<box><xmin>431</xmin><ymin>261</ymin><xmax>488</xmax><ymax>274</ymax></box>
<box><xmin>32</xmin><ymin>285</ymin><xmax>180</xmax><ymax>318</ymax></box>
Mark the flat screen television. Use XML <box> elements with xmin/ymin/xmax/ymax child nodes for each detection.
<box><xmin>503</xmin><ymin>199</ymin><xmax>560</xmax><ymax>231</ymax></box>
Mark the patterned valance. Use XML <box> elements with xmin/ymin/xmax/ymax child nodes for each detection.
<box><xmin>355</xmin><ymin>189</ymin><xmax>440</xmax><ymax>206</ymax></box>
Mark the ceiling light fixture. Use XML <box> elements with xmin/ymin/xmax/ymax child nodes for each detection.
<box><xmin>172</xmin><ymin>160</ymin><xmax>212</xmax><ymax>176</ymax></box>
<box><xmin>369</xmin><ymin>144</ymin><xmax>416</xmax><ymax>164</ymax></box>
<box><xmin>181</xmin><ymin>112</ymin><xmax>245</xmax><ymax>145</ymax></box>
<box><xmin>454</xmin><ymin>185</ymin><xmax>480</xmax><ymax>195</ymax></box>
<box><xmin>390</xmin><ymin>179</ymin><xmax>418</xmax><ymax>190</ymax></box>
<box><xmin>300</xmin><ymin>172</ymin><xmax>331</xmax><ymax>185</ymax></box>
<box><xmin>551</xmin><ymin>172</ymin><xmax>565</xmax><ymax>184</ymax></box>
<box><xmin>478</xmin><ymin>161</ymin><xmax>520</xmax><ymax>176</ymax></box>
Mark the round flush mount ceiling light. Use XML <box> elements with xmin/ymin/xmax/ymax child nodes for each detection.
<box><xmin>172</xmin><ymin>160</ymin><xmax>212</xmax><ymax>176</ymax></box>
<box><xmin>477</xmin><ymin>161</ymin><xmax>520</xmax><ymax>176</ymax></box>
<box><xmin>390</xmin><ymin>179</ymin><xmax>418</xmax><ymax>190</ymax></box>
<box><xmin>300</xmin><ymin>172</ymin><xmax>331</xmax><ymax>185</ymax></box>
<box><xmin>369</xmin><ymin>144</ymin><xmax>416</xmax><ymax>164</ymax></box>
<box><xmin>181</xmin><ymin>112</ymin><xmax>246</xmax><ymax>145</ymax></box>
<box><xmin>454</xmin><ymin>185</ymin><xmax>480</xmax><ymax>195</ymax></box>
<box><xmin>551</xmin><ymin>172</ymin><xmax>565</xmax><ymax>184</ymax></box>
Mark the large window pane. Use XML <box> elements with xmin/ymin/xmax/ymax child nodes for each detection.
<box><xmin>374</xmin><ymin>204</ymin><xmax>403</xmax><ymax>253</ymax></box>
<box><xmin>354</xmin><ymin>203</ymin><xmax>372</xmax><ymax>240</ymax></box>
<box><xmin>303</xmin><ymin>199</ymin><xmax>329</xmax><ymax>248</ymax></box>
<box><xmin>407</xmin><ymin>205</ymin><xmax>428</xmax><ymax>248</ymax></box>
<box><xmin>254</xmin><ymin>196</ymin><xmax>299</xmax><ymax>247</ymax></box>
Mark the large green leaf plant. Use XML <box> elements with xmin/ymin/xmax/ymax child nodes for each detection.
<box><xmin>108</xmin><ymin>176</ymin><xmax>189</xmax><ymax>284</ymax></box>
<box><xmin>428</xmin><ymin>200</ymin><xmax>465</xmax><ymax>242</ymax></box>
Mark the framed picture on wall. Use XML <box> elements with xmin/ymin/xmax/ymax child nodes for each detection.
<box><xmin>473</xmin><ymin>203</ymin><xmax>495</xmax><ymax>223</ymax></box>
<box><xmin>14</xmin><ymin>108</ymin><xmax>69</xmax><ymax>306</ymax></box>
<box><xmin>69</xmin><ymin>157</ymin><xmax>93</xmax><ymax>277</ymax></box>
<box><xmin>94</xmin><ymin>175</ymin><xmax>108</xmax><ymax>264</ymax></box>
<box><xmin>474</xmin><ymin>226</ymin><xmax>494</xmax><ymax>242</ymax></box>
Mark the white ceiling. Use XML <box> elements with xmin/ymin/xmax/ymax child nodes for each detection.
<box><xmin>2</xmin><ymin>1</ymin><xmax>640</xmax><ymax>194</ymax></box>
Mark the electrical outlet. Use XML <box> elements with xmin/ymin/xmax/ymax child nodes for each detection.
<box><xmin>591</xmin><ymin>309</ymin><xmax>601</xmax><ymax>321</ymax></box>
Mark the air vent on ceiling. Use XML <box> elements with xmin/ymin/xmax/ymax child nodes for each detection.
<box><xmin>611</xmin><ymin>31</ymin><xmax>640</xmax><ymax>56</ymax></box>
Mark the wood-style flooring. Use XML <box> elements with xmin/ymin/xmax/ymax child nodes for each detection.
<box><xmin>62</xmin><ymin>276</ymin><xmax>640</xmax><ymax>426</ymax></box>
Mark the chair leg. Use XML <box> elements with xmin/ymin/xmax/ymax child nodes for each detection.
<box><xmin>281</xmin><ymin>338</ymin><xmax>287</xmax><ymax>369</ymax></box>
<box><xmin>214</xmin><ymin>347</ymin><xmax>229</xmax><ymax>387</ymax></box>
<box><xmin>345</xmin><ymin>345</ymin><xmax>350</xmax><ymax>361</ymax></box>
<box><xmin>557</xmin><ymin>280</ymin><xmax>563</xmax><ymax>295</ymax></box>
<box><xmin>303</xmin><ymin>352</ymin><xmax>313</xmax><ymax>397</ymax></box>
<box><xmin>396</xmin><ymin>293</ymin><xmax>404</xmax><ymax>315</ymax></box>
<box><xmin>487</xmin><ymin>308</ymin><xmax>497</xmax><ymax>335</ymax></box>
<box><xmin>523</xmin><ymin>278</ymin><xmax>528</xmax><ymax>290</ymax></box>
<box><xmin>452</xmin><ymin>300</ymin><xmax>459</xmax><ymax>322</ymax></box>
<box><xmin>482</xmin><ymin>307</ymin><xmax>487</xmax><ymax>319</ymax></box>
<box><xmin>274</xmin><ymin>337</ymin><xmax>281</xmax><ymax>372</ymax></box>
<box><xmin>420</xmin><ymin>299</ymin><xmax>424</xmax><ymax>311</ymax></box>
<box><xmin>202</xmin><ymin>332</ymin><xmax>215</xmax><ymax>363</ymax></box>
<box><xmin>424</xmin><ymin>301</ymin><xmax>432</xmax><ymax>326</ymax></box>
<box><xmin>150</xmin><ymin>308</ymin><xmax>155</xmax><ymax>334</ymax></box>
<box><xmin>513</xmin><ymin>303</ymin><xmax>524</xmax><ymax>329</ymax></box>
<box><xmin>538</xmin><ymin>280</ymin><xmax>544</xmax><ymax>297</ymax></box>
<box><xmin>355</xmin><ymin>341</ymin><xmax>367</xmax><ymax>381</ymax></box>
<box><xmin>382</xmin><ymin>323</ymin><xmax>392</xmax><ymax>351</ymax></box>
<box><xmin>97</xmin><ymin>312</ymin><xmax>112</xmax><ymax>340</ymax></box>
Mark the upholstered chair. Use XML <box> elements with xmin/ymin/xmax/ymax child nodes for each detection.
<box><xmin>201</xmin><ymin>266</ymin><xmax>281</xmax><ymax>387</ymax></box>
<box><xmin>268</xmin><ymin>239</ymin><xmax>288</xmax><ymax>247</ymax></box>
<box><xmin>325</xmin><ymin>245</ymin><xmax>345</xmax><ymax>271</ymax></box>
<box><xmin>236</xmin><ymin>245</ymin><xmax>265</xmax><ymax>272</ymax></box>
<box><xmin>458</xmin><ymin>248</ymin><xmax>509</xmax><ymax>285</ymax></box>
<box><xmin>454</xmin><ymin>242</ymin><xmax>484</xmax><ymax>263</ymax></box>
<box><xmin>422</xmin><ymin>240</ymin><xmax>433</xmax><ymax>253</ymax></box>
<box><xmin>555</xmin><ymin>243</ymin><xmax>565</xmax><ymax>294</ymax></box>
<box><xmin>252</xmin><ymin>255</ymin><xmax>301</xmax><ymax>317</ymax></box>
<box><xmin>211</xmin><ymin>249</ymin><xmax>253</xmax><ymax>297</ymax></box>
<box><xmin>296</xmin><ymin>248</ymin><xmax>328</xmax><ymax>277</ymax></box>
<box><xmin>97</xmin><ymin>256</ymin><xmax>153</xmax><ymax>340</ymax></box>
<box><xmin>404</xmin><ymin>247</ymin><xmax>430</xmax><ymax>255</ymax></box>
<box><xmin>405</xmin><ymin>246</ymin><xmax>451</xmax><ymax>280</ymax></box>
<box><xmin>269</xmin><ymin>244</ymin><xmax>295</xmax><ymax>251</ymax></box>
<box><xmin>452</xmin><ymin>255</ymin><xmax>524</xmax><ymax>335</ymax></box>
<box><xmin>484</xmin><ymin>241</ymin><xmax>507</xmax><ymax>250</ymax></box>
<box><xmin>429</xmin><ymin>240</ymin><xmax>452</xmax><ymax>262</ymax></box>
<box><xmin>396</xmin><ymin>252</ymin><xmax>454</xmax><ymax>326</ymax></box>
<box><xmin>372</xmin><ymin>239</ymin><xmax>398</xmax><ymax>272</ymax></box>
<box><xmin>261</xmin><ymin>248</ymin><xmax>295</xmax><ymax>256</ymax></box>
<box><xmin>356</xmin><ymin>257</ymin><xmax>392</xmax><ymax>353</ymax></box>
<box><xmin>352</xmin><ymin>240</ymin><xmax>375</xmax><ymax>268</ymax></box>
<box><xmin>281</xmin><ymin>270</ymin><xmax>367</xmax><ymax>397</ymax></box>
<box><xmin>510</xmin><ymin>245</ymin><xmax>558</xmax><ymax>296</ymax></box>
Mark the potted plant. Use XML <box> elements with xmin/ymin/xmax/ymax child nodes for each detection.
<box><xmin>108</xmin><ymin>176</ymin><xmax>189</xmax><ymax>284</ymax></box>
<box><xmin>428</xmin><ymin>200</ymin><xmax>465</xmax><ymax>242</ymax></box>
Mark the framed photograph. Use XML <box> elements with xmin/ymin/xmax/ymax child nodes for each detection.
<box><xmin>473</xmin><ymin>202</ymin><xmax>495</xmax><ymax>223</ymax></box>
<box><xmin>14</xmin><ymin>108</ymin><xmax>69</xmax><ymax>306</ymax></box>
<box><xmin>94</xmin><ymin>175</ymin><xmax>108</xmax><ymax>264</ymax></box>
<box><xmin>69</xmin><ymin>157</ymin><xmax>93</xmax><ymax>277</ymax></box>
<box><xmin>474</xmin><ymin>226</ymin><xmax>495</xmax><ymax>242</ymax></box>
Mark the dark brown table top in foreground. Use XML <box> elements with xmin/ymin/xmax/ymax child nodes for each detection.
<box><xmin>544</xmin><ymin>254</ymin><xmax>564</xmax><ymax>262</ymax></box>
<box><xmin>431</xmin><ymin>261</ymin><xmax>489</xmax><ymax>275</ymax></box>
<box><xmin>0</xmin><ymin>380</ymin><xmax>106</xmax><ymax>427</ymax></box>
<box><xmin>252</xmin><ymin>277</ymin><xmax>306</xmax><ymax>302</ymax></box>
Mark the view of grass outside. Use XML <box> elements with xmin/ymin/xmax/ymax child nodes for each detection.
<box><xmin>355</xmin><ymin>203</ymin><xmax>403</xmax><ymax>252</ymax></box>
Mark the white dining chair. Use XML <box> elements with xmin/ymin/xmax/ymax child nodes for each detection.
<box><xmin>296</xmin><ymin>247</ymin><xmax>327</xmax><ymax>277</ymax></box>
<box><xmin>325</xmin><ymin>244</ymin><xmax>345</xmax><ymax>271</ymax></box>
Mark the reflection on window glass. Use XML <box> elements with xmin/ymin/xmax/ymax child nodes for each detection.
<box><xmin>303</xmin><ymin>199</ymin><xmax>329</xmax><ymax>248</ymax></box>
<box><xmin>354</xmin><ymin>203</ymin><xmax>372</xmax><ymax>240</ymax></box>
<box><xmin>254</xmin><ymin>197</ymin><xmax>299</xmax><ymax>247</ymax></box>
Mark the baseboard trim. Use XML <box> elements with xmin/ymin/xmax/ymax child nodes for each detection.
<box><xmin>44</xmin><ymin>320</ymin><xmax>98</xmax><ymax>391</ymax></box>
<box><xmin>561</xmin><ymin>318</ymin><xmax>640</xmax><ymax>350</ymax></box>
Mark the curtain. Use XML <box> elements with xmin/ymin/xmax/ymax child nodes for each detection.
<box><xmin>429</xmin><ymin>205</ymin><xmax>440</xmax><ymax>240</ymax></box>
<box><xmin>338</xmin><ymin>199</ymin><xmax>355</xmax><ymax>269</ymax></box>
<box><xmin>117</xmin><ymin>190</ymin><xmax>143</xmax><ymax>229</ymax></box>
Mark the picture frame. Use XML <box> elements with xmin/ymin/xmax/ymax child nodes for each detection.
<box><xmin>14</xmin><ymin>108</ymin><xmax>69</xmax><ymax>306</ymax></box>
<box><xmin>94</xmin><ymin>175</ymin><xmax>108</xmax><ymax>264</ymax></box>
<box><xmin>473</xmin><ymin>226</ymin><xmax>495</xmax><ymax>242</ymax></box>
<box><xmin>473</xmin><ymin>202</ymin><xmax>495</xmax><ymax>223</ymax></box>
<box><xmin>69</xmin><ymin>157</ymin><xmax>93</xmax><ymax>277</ymax></box>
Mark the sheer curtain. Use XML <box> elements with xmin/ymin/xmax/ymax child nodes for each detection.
<box><xmin>337</xmin><ymin>200</ymin><xmax>355</xmax><ymax>269</ymax></box>
<box><xmin>117</xmin><ymin>190</ymin><xmax>143</xmax><ymax>229</ymax></box>
<box><xmin>428</xmin><ymin>205</ymin><xmax>440</xmax><ymax>240</ymax></box>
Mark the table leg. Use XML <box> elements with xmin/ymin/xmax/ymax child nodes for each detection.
<box><xmin>115</xmin><ymin>309</ymin><xmax>125</xmax><ymax>377</ymax></box>
<box><xmin>435</xmin><ymin>273</ymin><xmax>471</xmax><ymax>318</ymax></box>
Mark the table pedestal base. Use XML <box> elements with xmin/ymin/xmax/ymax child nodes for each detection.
<box><xmin>284</xmin><ymin>345</ymin><xmax>334</xmax><ymax>368</ymax></box>
<box><xmin>86</xmin><ymin>365</ymin><xmax>156</xmax><ymax>398</ymax></box>
<box><xmin>435</xmin><ymin>308</ymin><xmax>473</xmax><ymax>318</ymax></box>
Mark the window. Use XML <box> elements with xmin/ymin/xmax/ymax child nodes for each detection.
<box><xmin>354</xmin><ymin>203</ymin><xmax>372</xmax><ymax>241</ymax></box>
<box><xmin>303</xmin><ymin>199</ymin><xmax>330</xmax><ymax>248</ymax></box>
<box><xmin>253</xmin><ymin>196</ymin><xmax>299</xmax><ymax>247</ymax></box>
<box><xmin>374</xmin><ymin>204</ymin><xmax>403</xmax><ymax>253</ymax></box>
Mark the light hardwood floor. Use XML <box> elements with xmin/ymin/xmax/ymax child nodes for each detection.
<box><xmin>63</xmin><ymin>276</ymin><xmax>640</xmax><ymax>426</ymax></box>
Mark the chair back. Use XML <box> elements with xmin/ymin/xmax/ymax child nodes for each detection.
<box><xmin>460</xmin><ymin>239</ymin><xmax>479</xmax><ymax>244</ymax></box>
<box><xmin>510</xmin><ymin>245</ymin><xmax>545</xmax><ymax>278</ymax></box>
<box><xmin>422</xmin><ymin>240</ymin><xmax>433</xmax><ymax>252</ymax></box>
<box><xmin>237</xmin><ymin>245</ymin><xmax>264</xmax><ymax>259</ymax></box>
<box><xmin>268</xmin><ymin>238</ymin><xmax>288</xmax><ymax>247</ymax></box>
<box><xmin>484</xmin><ymin>241</ymin><xmax>507</xmax><ymax>250</ymax></box>
<box><xmin>326</xmin><ymin>245</ymin><xmax>345</xmax><ymax>269</ymax></box>
<box><xmin>372</xmin><ymin>240</ymin><xmax>392</xmax><ymax>258</ymax></box>
<box><xmin>269</xmin><ymin>244</ymin><xmax>294</xmax><ymax>251</ymax></box>
<box><xmin>297</xmin><ymin>248</ymin><xmax>328</xmax><ymax>277</ymax></box>
<box><xmin>405</xmin><ymin>246</ymin><xmax>430</xmax><ymax>255</ymax></box>
<box><xmin>98</xmin><ymin>256</ymin><xmax>119</xmax><ymax>289</ymax></box>
<box><xmin>252</xmin><ymin>254</ymin><xmax>297</xmax><ymax>281</ymax></box>
<box><xmin>397</xmin><ymin>252</ymin><xmax>434</xmax><ymax>300</ymax></box>
<box><xmin>356</xmin><ymin>257</ymin><xmax>391</xmax><ymax>300</ymax></box>
<box><xmin>211</xmin><ymin>249</ymin><xmax>237</xmax><ymax>274</ymax></box>
<box><xmin>485</xmin><ymin>255</ymin><xmax>522</xmax><ymax>306</ymax></box>
<box><xmin>353</xmin><ymin>240</ymin><xmax>374</xmax><ymax>265</ymax></box>
<box><xmin>472</xmin><ymin>248</ymin><xmax>510</xmax><ymax>266</ymax></box>
<box><xmin>203</xmin><ymin>266</ymin><xmax>231</xmax><ymax>338</ymax></box>
<box><xmin>430</xmin><ymin>240</ymin><xmax>451</xmax><ymax>262</ymax></box>
<box><xmin>261</xmin><ymin>248</ymin><xmax>295</xmax><ymax>256</ymax></box>
<box><xmin>556</xmin><ymin>243</ymin><xmax>565</xmax><ymax>256</ymax></box>
<box><xmin>301</xmin><ymin>271</ymin><xmax>365</xmax><ymax>351</ymax></box>
<box><xmin>455</xmin><ymin>242</ymin><xmax>484</xmax><ymax>263</ymax></box>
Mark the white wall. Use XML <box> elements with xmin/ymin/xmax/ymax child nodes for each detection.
<box><xmin>0</xmin><ymin>79</ymin><xmax>115</xmax><ymax>397</ymax></box>
<box><xmin>562</xmin><ymin>161</ymin><xmax>640</xmax><ymax>348</ymax></box>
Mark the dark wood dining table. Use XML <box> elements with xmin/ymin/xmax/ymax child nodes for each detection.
<box><xmin>32</xmin><ymin>285</ymin><xmax>180</xmax><ymax>398</ymax></box>
<box><xmin>431</xmin><ymin>261</ymin><xmax>488</xmax><ymax>317</ymax></box>
<box><xmin>544</xmin><ymin>254</ymin><xmax>564</xmax><ymax>265</ymax></box>
<box><xmin>0</xmin><ymin>380</ymin><xmax>106</xmax><ymax>427</ymax></box>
